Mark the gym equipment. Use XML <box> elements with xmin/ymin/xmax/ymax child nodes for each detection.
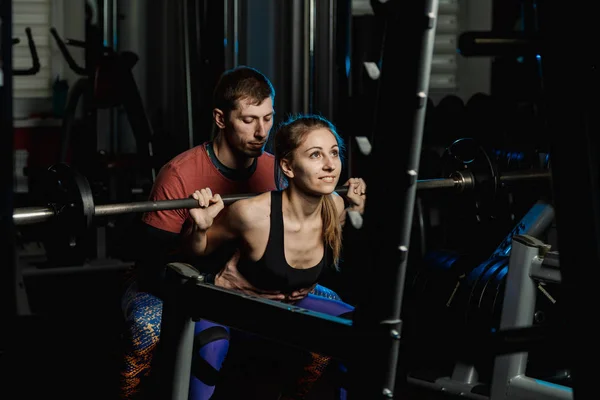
<box><xmin>422</xmin><ymin>136</ymin><xmax>551</xmax><ymax>258</ymax></box>
<box><xmin>155</xmin><ymin>261</ymin><xmax>355</xmax><ymax>400</ymax></box>
<box><xmin>12</xmin><ymin>27</ymin><xmax>40</xmax><ymax>76</ymax></box>
<box><xmin>33</xmin><ymin>163</ymin><xmax>95</xmax><ymax>267</ymax></box>
<box><xmin>418</xmin><ymin>159</ymin><xmax>549</xmax><ymax>192</ymax></box>
<box><xmin>408</xmin><ymin>234</ymin><xmax>571</xmax><ymax>400</ymax></box>
<box><xmin>458</xmin><ymin>1</ymin><xmax>547</xmax><ymax>151</ymax></box>
<box><xmin>50</xmin><ymin>27</ymin><xmax>156</xmax><ymax>184</ymax></box>
<box><xmin>40</xmin><ymin>26</ymin><xmax>160</xmax><ymax>265</ymax></box>
<box><xmin>13</xmin><ymin>163</ymin><xmax>351</xmax><ymax>230</ymax></box>
<box><xmin>406</xmin><ymin>199</ymin><xmax>571</xmax><ymax>399</ymax></box>
<box><xmin>458</xmin><ymin>31</ymin><xmax>542</xmax><ymax>57</ymax></box>
<box><xmin>404</xmin><ymin>197</ymin><xmax>554</xmax><ymax>358</ymax></box>
<box><xmin>13</xmin><ymin>160</ymin><xmax>551</xmax><ymax>229</ymax></box>
<box><xmin>439</xmin><ymin>137</ymin><xmax>498</xmax><ymax>212</ymax></box>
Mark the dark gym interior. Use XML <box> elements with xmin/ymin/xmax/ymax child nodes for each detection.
<box><xmin>1</xmin><ymin>0</ymin><xmax>596</xmax><ymax>399</ymax></box>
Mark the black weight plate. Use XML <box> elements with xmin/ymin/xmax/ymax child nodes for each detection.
<box><xmin>73</xmin><ymin>167</ymin><xmax>95</xmax><ymax>231</ymax></box>
<box><xmin>466</xmin><ymin>257</ymin><xmax>507</xmax><ymax>331</ymax></box>
<box><xmin>39</xmin><ymin>163</ymin><xmax>95</xmax><ymax>266</ymax></box>
<box><xmin>442</xmin><ymin>137</ymin><xmax>498</xmax><ymax>202</ymax></box>
<box><xmin>439</xmin><ymin>138</ymin><xmax>499</xmax><ymax>251</ymax></box>
<box><xmin>46</xmin><ymin>163</ymin><xmax>94</xmax><ymax>235</ymax></box>
<box><xmin>472</xmin><ymin>257</ymin><xmax>508</xmax><ymax>310</ymax></box>
<box><xmin>458</xmin><ymin>257</ymin><xmax>501</xmax><ymax>326</ymax></box>
<box><xmin>478</xmin><ymin>257</ymin><xmax>510</xmax><ymax>332</ymax></box>
<box><xmin>463</xmin><ymin>257</ymin><xmax>500</xmax><ymax>298</ymax></box>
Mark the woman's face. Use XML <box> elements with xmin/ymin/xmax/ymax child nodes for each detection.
<box><xmin>286</xmin><ymin>128</ymin><xmax>342</xmax><ymax>196</ymax></box>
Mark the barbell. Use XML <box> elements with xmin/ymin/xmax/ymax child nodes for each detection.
<box><xmin>13</xmin><ymin>163</ymin><xmax>352</xmax><ymax>230</ymax></box>
<box><xmin>13</xmin><ymin>161</ymin><xmax>551</xmax><ymax>229</ymax></box>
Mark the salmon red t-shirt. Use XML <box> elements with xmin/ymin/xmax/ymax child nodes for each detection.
<box><xmin>142</xmin><ymin>142</ymin><xmax>276</xmax><ymax>237</ymax></box>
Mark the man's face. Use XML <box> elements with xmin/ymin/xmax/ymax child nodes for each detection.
<box><xmin>223</xmin><ymin>96</ymin><xmax>274</xmax><ymax>158</ymax></box>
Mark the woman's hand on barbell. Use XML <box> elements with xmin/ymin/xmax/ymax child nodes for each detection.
<box><xmin>189</xmin><ymin>187</ymin><xmax>224</xmax><ymax>231</ymax></box>
<box><xmin>343</xmin><ymin>177</ymin><xmax>366</xmax><ymax>214</ymax></box>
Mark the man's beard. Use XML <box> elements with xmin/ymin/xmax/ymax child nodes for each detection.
<box><xmin>245</xmin><ymin>145</ymin><xmax>264</xmax><ymax>157</ymax></box>
<box><xmin>231</xmin><ymin>141</ymin><xmax>264</xmax><ymax>160</ymax></box>
<box><xmin>224</xmin><ymin>131</ymin><xmax>265</xmax><ymax>159</ymax></box>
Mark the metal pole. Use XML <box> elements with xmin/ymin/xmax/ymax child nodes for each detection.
<box><xmin>417</xmin><ymin>177</ymin><xmax>459</xmax><ymax>190</ymax></box>
<box><xmin>350</xmin><ymin>0</ymin><xmax>438</xmax><ymax>398</ymax></box>
<box><xmin>12</xmin><ymin>207</ymin><xmax>56</xmax><ymax>226</ymax></box>
<box><xmin>498</xmin><ymin>169</ymin><xmax>551</xmax><ymax>184</ymax></box>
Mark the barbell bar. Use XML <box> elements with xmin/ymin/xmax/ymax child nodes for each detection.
<box><xmin>417</xmin><ymin>168</ymin><xmax>552</xmax><ymax>192</ymax></box>
<box><xmin>12</xmin><ymin>166</ymin><xmax>551</xmax><ymax>227</ymax></box>
<box><xmin>13</xmin><ymin>186</ymin><xmax>349</xmax><ymax>227</ymax></box>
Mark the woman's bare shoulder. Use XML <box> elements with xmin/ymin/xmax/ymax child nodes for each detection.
<box><xmin>228</xmin><ymin>191</ymin><xmax>271</xmax><ymax>226</ymax></box>
<box><xmin>332</xmin><ymin>191</ymin><xmax>346</xmax><ymax>214</ymax></box>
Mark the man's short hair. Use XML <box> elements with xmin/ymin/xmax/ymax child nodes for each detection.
<box><xmin>213</xmin><ymin>65</ymin><xmax>275</xmax><ymax>115</ymax></box>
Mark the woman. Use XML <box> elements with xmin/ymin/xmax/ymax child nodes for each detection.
<box><xmin>188</xmin><ymin>114</ymin><xmax>366</xmax><ymax>399</ymax></box>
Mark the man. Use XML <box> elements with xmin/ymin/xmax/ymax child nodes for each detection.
<box><xmin>119</xmin><ymin>65</ymin><xmax>365</xmax><ymax>399</ymax></box>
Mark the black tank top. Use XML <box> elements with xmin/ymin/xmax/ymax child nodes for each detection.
<box><xmin>237</xmin><ymin>190</ymin><xmax>327</xmax><ymax>293</ymax></box>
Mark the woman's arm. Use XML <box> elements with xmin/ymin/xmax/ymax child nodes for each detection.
<box><xmin>187</xmin><ymin>188</ymin><xmax>240</xmax><ymax>256</ymax></box>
